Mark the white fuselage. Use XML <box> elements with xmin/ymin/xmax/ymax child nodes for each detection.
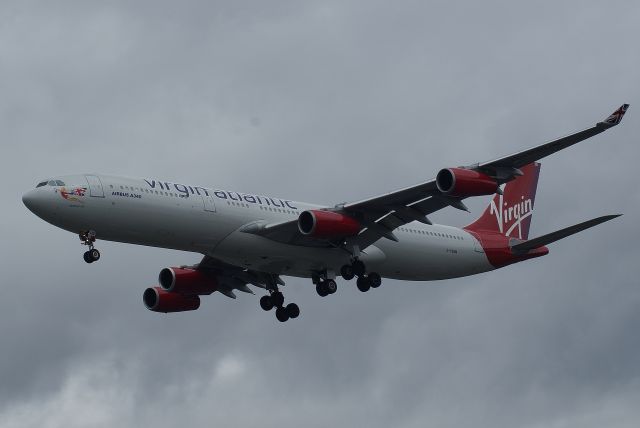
<box><xmin>23</xmin><ymin>174</ymin><xmax>495</xmax><ymax>281</ymax></box>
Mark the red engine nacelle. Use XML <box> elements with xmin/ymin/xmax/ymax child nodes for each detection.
<box><xmin>298</xmin><ymin>210</ymin><xmax>361</xmax><ymax>239</ymax></box>
<box><xmin>436</xmin><ymin>168</ymin><xmax>498</xmax><ymax>197</ymax></box>
<box><xmin>159</xmin><ymin>267</ymin><xmax>218</xmax><ymax>295</ymax></box>
<box><xmin>143</xmin><ymin>287</ymin><xmax>200</xmax><ymax>313</ymax></box>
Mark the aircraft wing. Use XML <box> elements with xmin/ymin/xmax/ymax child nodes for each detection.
<box><xmin>476</xmin><ymin>104</ymin><xmax>629</xmax><ymax>171</ymax></box>
<box><xmin>247</xmin><ymin>104</ymin><xmax>628</xmax><ymax>249</ymax></box>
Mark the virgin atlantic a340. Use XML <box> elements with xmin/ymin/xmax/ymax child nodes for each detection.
<box><xmin>23</xmin><ymin>104</ymin><xmax>629</xmax><ymax>322</ymax></box>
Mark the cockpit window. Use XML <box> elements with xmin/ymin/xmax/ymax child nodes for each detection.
<box><xmin>37</xmin><ymin>180</ymin><xmax>65</xmax><ymax>188</ymax></box>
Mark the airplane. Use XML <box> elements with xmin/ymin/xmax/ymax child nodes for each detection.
<box><xmin>22</xmin><ymin>104</ymin><xmax>629</xmax><ymax>323</ymax></box>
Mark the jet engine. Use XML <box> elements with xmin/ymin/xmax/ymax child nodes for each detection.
<box><xmin>436</xmin><ymin>168</ymin><xmax>498</xmax><ymax>197</ymax></box>
<box><xmin>159</xmin><ymin>267</ymin><xmax>218</xmax><ymax>295</ymax></box>
<box><xmin>298</xmin><ymin>210</ymin><xmax>361</xmax><ymax>239</ymax></box>
<box><xmin>143</xmin><ymin>287</ymin><xmax>200</xmax><ymax>313</ymax></box>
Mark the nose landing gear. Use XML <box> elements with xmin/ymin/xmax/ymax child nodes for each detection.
<box><xmin>80</xmin><ymin>230</ymin><xmax>100</xmax><ymax>263</ymax></box>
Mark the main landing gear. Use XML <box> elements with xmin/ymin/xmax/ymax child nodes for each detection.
<box><xmin>259</xmin><ymin>287</ymin><xmax>300</xmax><ymax>323</ymax></box>
<box><xmin>80</xmin><ymin>230</ymin><xmax>100</xmax><ymax>264</ymax></box>
<box><xmin>340</xmin><ymin>259</ymin><xmax>382</xmax><ymax>293</ymax></box>
<box><xmin>312</xmin><ymin>272</ymin><xmax>338</xmax><ymax>297</ymax></box>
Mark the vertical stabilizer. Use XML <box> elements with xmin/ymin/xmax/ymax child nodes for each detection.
<box><xmin>464</xmin><ymin>163</ymin><xmax>541</xmax><ymax>240</ymax></box>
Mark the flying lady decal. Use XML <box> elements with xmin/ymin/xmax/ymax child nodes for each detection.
<box><xmin>60</xmin><ymin>187</ymin><xmax>87</xmax><ymax>203</ymax></box>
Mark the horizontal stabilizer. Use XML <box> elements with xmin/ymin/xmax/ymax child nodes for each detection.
<box><xmin>511</xmin><ymin>214</ymin><xmax>621</xmax><ymax>253</ymax></box>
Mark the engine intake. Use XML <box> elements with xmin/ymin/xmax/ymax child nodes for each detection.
<box><xmin>143</xmin><ymin>287</ymin><xmax>200</xmax><ymax>313</ymax></box>
<box><xmin>159</xmin><ymin>267</ymin><xmax>218</xmax><ymax>295</ymax></box>
<box><xmin>436</xmin><ymin>168</ymin><xmax>498</xmax><ymax>197</ymax></box>
<box><xmin>298</xmin><ymin>210</ymin><xmax>361</xmax><ymax>239</ymax></box>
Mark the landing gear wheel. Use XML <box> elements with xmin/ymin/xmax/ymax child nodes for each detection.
<box><xmin>352</xmin><ymin>260</ymin><xmax>366</xmax><ymax>277</ymax></box>
<box><xmin>340</xmin><ymin>265</ymin><xmax>355</xmax><ymax>281</ymax></box>
<box><xmin>89</xmin><ymin>249</ymin><xmax>100</xmax><ymax>262</ymax></box>
<box><xmin>275</xmin><ymin>306</ymin><xmax>289</xmax><ymax>322</ymax></box>
<box><xmin>285</xmin><ymin>303</ymin><xmax>300</xmax><ymax>319</ymax></box>
<box><xmin>316</xmin><ymin>282</ymin><xmax>329</xmax><ymax>297</ymax></box>
<box><xmin>271</xmin><ymin>291</ymin><xmax>285</xmax><ymax>307</ymax></box>
<box><xmin>325</xmin><ymin>279</ymin><xmax>337</xmax><ymax>294</ymax></box>
<box><xmin>368</xmin><ymin>272</ymin><xmax>382</xmax><ymax>288</ymax></box>
<box><xmin>260</xmin><ymin>295</ymin><xmax>274</xmax><ymax>311</ymax></box>
<box><xmin>356</xmin><ymin>276</ymin><xmax>370</xmax><ymax>292</ymax></box>
<box><xmin>79</xmin><ymin>230</ymin><xmax>100</xmax><ymax>264</ymax></box>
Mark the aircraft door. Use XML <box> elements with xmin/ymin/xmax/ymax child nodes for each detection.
<box><xmin>201</xmin><ymin>194</ymin><xmax>216</xmax><ymax>212</ymax></box>
<box><xmin>85</xmin><ymin>175</ymin><xmax>105</xmax><ymax>198</ymax></box>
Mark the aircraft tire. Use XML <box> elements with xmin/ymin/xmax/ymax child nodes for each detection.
<box><xmin>369</xmin><ymin>272</ymin><xmax>382</xmax><ymax>288</ymax></box>
<box><xmin>316</xmin><ymin>282</ymin><xmax>329</xmax><ymax>297</ymax></box>
<box><xmin>89</xmin><ymin>249</ymin><xmax>100</xmax><ymax>262</ymax></box>
<box><xmin>356</xmin><ymin>276</ymin><xmax>370</xmax><ymax>292</ymax></box>
<box><xmin>326</xmin><ymin>279</ymin><xmax>337</xmax><ymax>294</ymax></box>
<box><xmin>83</xmin><ymin>251</ymin><xmax>93</xmax><ymax>264</ymax></box>
<box><xmin>271</xmin><ymin>291</ymin><xmax>285</xmax><ymax>307</ymax></box>
<box><xmin>286</xmin><ymin>303</ymin><xmax>300</xmax><ymax>319</ymax></box>
<box><xmin>340</xmin><ymin>265</ymin><xmax>355</xmax><ymax>280</ymax></box>
<box><xmin>260</xmin><ymin>295</ymin><xmax>274</xmax><ymax>311</ymax></box>
<box><xmin>275</xmin><ymin>307</ymin><xmax>289</xmax><ymax>322</ymax></box>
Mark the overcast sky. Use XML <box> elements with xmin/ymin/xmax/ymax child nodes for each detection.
<box><xmin>1</xmin><ymin>1</ymin><xmax>640</xmax><ymax>427</ymax></box>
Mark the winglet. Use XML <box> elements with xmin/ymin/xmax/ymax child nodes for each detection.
<box><xmin>598</xmin><ymin>104</ymin><xmax>630</xmax><ymax>128</ymax></box>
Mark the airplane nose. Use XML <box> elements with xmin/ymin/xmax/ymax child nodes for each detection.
<box><xmin>22</xmin><ymin>190</ymin><xmax>43</xmax><ymax>214</ymax></box>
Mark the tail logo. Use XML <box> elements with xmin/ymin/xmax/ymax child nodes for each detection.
<box><xmin>489</xmin><ymin>193</ymin><xmax>533</xmax><ymax>239</ymax></box>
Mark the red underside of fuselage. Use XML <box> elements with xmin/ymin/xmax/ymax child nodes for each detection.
<box><xmin>464</xmin><ymin>229</ymin><xmax>549</xmax><ymax>268</ymax></box>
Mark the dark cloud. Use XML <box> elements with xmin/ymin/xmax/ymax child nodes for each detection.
<box><xmin>1</xmin><ymin>1</ymin><xmax>639</xmax><ymax>427</ymax></box>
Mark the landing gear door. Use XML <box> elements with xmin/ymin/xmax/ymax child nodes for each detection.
<box><xmin>201</xmin><ymin>194</ymin><xmax>216</xmax><ymax>212</ymax></box>
<box><xmin>85</xmin><ymin>175</ymin><xmax>105</xmax><ymax>198</ymax></box>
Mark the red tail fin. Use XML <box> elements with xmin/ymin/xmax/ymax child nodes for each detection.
<box><xmin>464</xmin><ymin>163</ymin><xmax>541</xmax><ymax>240</ymax></box>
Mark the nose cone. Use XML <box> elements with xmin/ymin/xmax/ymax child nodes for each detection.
<box><xmin>22</xmin><ymin>190</ymin><xmax>36</xmax><ymax>210</ymax></box>
<box><xmin>22</xmin><ymin>189</ymin><xmax>45</xmax><ymax>216</ymax></box>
